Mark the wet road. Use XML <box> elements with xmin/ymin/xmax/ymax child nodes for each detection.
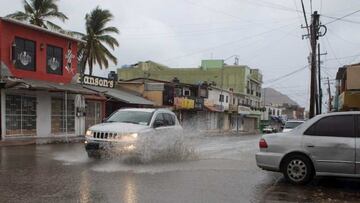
<box><xmin>1</xmin><ymin>135</ymin><xmax>360</xmax><ymax>203</ymax></box>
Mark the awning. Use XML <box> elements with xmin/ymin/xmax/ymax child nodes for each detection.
<box><xmin>84</xmin><ymin>85</ymin><xmax>154</xmax><ymax>105</ymax></box>
<box><xmin>5</xmin><ymin>78</ymin><xmax>97</xmax><ymax>94</ymax></box>
<box><xmin>205</xmin><ymin>105</ymin><xmax>223</xmax><ymax>112</ymax></box>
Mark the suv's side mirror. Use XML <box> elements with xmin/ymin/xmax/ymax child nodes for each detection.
<box><xmin>154</xmin><ymin>120</ymin><xmax>164</xmax><ymax>128</ymax></box>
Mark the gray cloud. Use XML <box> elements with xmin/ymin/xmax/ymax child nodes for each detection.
<box><xmin>1</xmin><ymin>0</ymin><xmax>360</xmax><ymax>109</ymax></box>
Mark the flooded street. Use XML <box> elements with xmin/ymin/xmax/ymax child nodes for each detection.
<box><xmin>1</xmin><ymin>135</ymin><xmax>360</xmax><ymax>203</ymax></box>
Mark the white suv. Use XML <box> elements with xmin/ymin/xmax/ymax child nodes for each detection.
<box><xmin>84</xmin><ymin>108</ymin><xmax>183</xmax><ymax>159</ymax></box>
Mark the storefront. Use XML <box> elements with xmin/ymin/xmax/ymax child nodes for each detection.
<box><xmin>1</xmin><ymin>79</ymin><xmax>104</xmax><ymax>141</ymax></box>
<box><xmin>0</xmin><ymin>17</ymin><xmax>104</xmax><ymax>142</ymax></box>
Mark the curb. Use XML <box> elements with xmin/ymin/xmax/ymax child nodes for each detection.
<box><xmin>0</xmin><ymin>136</ymin><xmax>85</xmax><ymax>147</ymax></box>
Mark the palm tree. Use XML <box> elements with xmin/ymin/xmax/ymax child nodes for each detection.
<box><xmin>77</xmin><ymin>6</ymin><xmax>119</xmax><ymax>76</ymax></box>
<box><xmin>6</xmin><ymin>0</ymin><xmax>68</xmax><ymax>30</ymax></box>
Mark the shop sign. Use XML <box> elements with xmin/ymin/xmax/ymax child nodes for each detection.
<box><xmin>174</xmin><ymin>97</ymin><xmax>195</xmax><ymax>109</ymax></box>
<box><xmin>78</xmin><ymin>75</ymin><xmax>115</xmax><ymax>88</ymax></box>
<box><xmin>238</xmin><ymin>105</ymin><xmax>251</xmax><ymax>115</ymax></box>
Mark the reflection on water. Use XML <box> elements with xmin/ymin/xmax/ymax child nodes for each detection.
<box><xmin>79</xmin><ymin>170</ymin><xmax>91</xmax><ymax>203</ymax></box>
<box><xmin>122</xmin><ymin>174</ymin><xmax>137</xmax><ymax>203</ymax></box>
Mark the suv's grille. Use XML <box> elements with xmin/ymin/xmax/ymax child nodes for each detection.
<box><xmin>93</xmin><ymin>131</ymin><xmax>118</xmax><ymax>139</ymax></box>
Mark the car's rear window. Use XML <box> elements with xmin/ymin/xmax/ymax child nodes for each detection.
<box><xmin>284</xmin><ymin>122</ymin><xmax>303</xmax><ymax>129</ymax></box>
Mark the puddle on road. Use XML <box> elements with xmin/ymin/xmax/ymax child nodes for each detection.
<box><xmin>52</xmin><ymin>147</ymin><xmax>90</xmax><ymax>165</ymax></box>
<box><xmin>52</xmin><ymin>136</ymin><xmax>259</xmax><ymax>173</ymax></box>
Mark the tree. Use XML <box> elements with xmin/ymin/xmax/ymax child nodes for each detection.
<box><xmin>77</xmin><ymin>6</ymin><xmax>119</xmax><ymax>76</ymax></box>
<box><xmin>6</xmin><ymin>0</ymin><xmax>68</xmax><ymax>30</ymax></box>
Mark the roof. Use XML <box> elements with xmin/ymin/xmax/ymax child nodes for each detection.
<box><xmin>205</xmin><ymin>105</ymin><xmax>223</xmax><ymax>112</ymax></box>
<box><xmin>336</xmin><ymin>67</ymin><xmax>347</xmax><ymax>80</ymax></box>
<box><xmin>84</xmin><ymin>85</ymin><xmax>154</xmax><ymax>106</ymax></box>
<box><xmin>0</xmin><ymin>17</ymin><xmax>85</xmax><ymax>43</ymax></box>
<box><xmin>6</xmin><ymin>78</ymin><xmax>96</xmax><ymax>94</ymax></box>
<box><xmin>118</xmin><ymin>108</ymin><xmax>156</xmax><ymax>113</ymax></box>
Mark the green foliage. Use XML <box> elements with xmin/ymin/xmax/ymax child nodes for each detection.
<box><xmin>78</xmin><ymin>6</ymin><xmax>119</xmax><ymax>75</ymax></box>
<box><xmin>6</xmin><ymin>0</ymin><xmax>68</xmax><ymax>30</ymax></box>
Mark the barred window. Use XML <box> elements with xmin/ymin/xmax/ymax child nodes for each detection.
<box><xmin>14</xmin><ymin>37</ymin><xmax>36</xmax><ymax>71</ymax></box>
<box><xmin>85</xmin><ymin>101</ymin><xmax>102</xmax><ymax>129</ymax></box>
<box><xmin>5</xmin><ymin>95</ymin><xmax>36</xmax><ymax>136</ymax></box>
<box><xmin>47</xmin><ymin>45</ymin><xmax>63</xmax><ymax>75</ymax></box>
<box><xmin>51</xmin><ymin>98</ymin><xmax>75</xmax><ymax>133</ymax></box>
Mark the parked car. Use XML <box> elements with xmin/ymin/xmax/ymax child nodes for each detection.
<box><xmin>256</xmin><ymin>111</ymin><xmax>360</xmax><ymax>184</ymax></box>
<box><xmin>282</xmin><ymin>120</ymin><xmax>304</xmax><ymax>132</ymax></box>
<box><xmin>263</xmin><ymin>125</ymin><xmax>276</xmax><ymax>133</ymax></box>
<box><xmin>84</xmin><ymin>108</ymin><xmax>183</xmax><ymax>160</ymax></box>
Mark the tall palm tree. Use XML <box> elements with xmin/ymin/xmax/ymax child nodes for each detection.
<box><xmin>77</xmin><ymin>6</ymin><xmax>119</xmax><ymax>76</ymax></box>
<box><xmin>6</xmin><ymin>0</ymin><xmax>67</xmax><ymax>30</ymax></box>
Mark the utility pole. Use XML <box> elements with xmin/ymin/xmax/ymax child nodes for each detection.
<box><xmin>318</xmin><ymin>44</ymin><xmax>322</xmax><ymax>114</ymax></box>
<box><xmin>317</xmin><ymin>44</ymin><xmax>327</xmax><ymax>114</ymax></box>
<box><xmin>327</xmin><ymin>77</ymin><xmax>332</xmax><ymax>112</ymax></box>
<box><xmin>309</xmin><ymin>11</ymin><xmax>319</xmax><ymax>118</ymax></box>
<box><xmin>301</xmin><ymin>9</ymin><xmax>326</xmax><ymax>118</ymax></box>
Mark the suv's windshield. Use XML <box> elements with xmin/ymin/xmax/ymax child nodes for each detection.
<box><xmin>284</xmin><ymin>121</ymin><xmax>303</xmax><ymax>129</ymax></box>
<box><xmin>106</xmin><ymin>110</ymin><xmax>152</xmax><ymax>125</ymax></box>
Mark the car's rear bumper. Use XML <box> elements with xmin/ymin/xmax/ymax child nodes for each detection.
<box><xmin>255</xmin><ymin>152</ymin><xmax>283</xmax><ymax>172</ymax></box>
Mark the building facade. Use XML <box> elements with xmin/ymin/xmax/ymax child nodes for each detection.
<box><xmin>118</xmin><ymin>60</ymin><xmax>263</xmax><ymax>133</ymax></box>
<box><xmin>335</xmin><ymin>64</ymin><xmax>360</xmax><ymax>111</ymax></box>
<box><xmin>0</xmin><ymin>18</ymin><xmax>154</xmax><ymax>143</ymax></box>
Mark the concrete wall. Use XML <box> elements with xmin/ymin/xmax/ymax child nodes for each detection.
<box><xmin>347</xmin><ymin>66</ymin><xmax>360</xmax><ymax>90</ymax></box>
<box><xmin>36</xmin><ymin>91</ymin><xmax>51</xmax><ymax>137</ymax></box>
<box><xmin>206</xmin><ymin>88</ymin><xmax>230</xmax><ymax>110</ymax></box>
<box><xmin>143</xmin><ymin>91</ymin><xmax>163</xmax><ymax>106</ymax></box>
<box><xmin>118</xmin><ymin>61</ymin><xmax>253</xmax><ymax>94</ymax></box>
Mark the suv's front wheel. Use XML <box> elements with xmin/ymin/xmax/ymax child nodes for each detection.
<box><xmin>282</xmin><ymin>155</ymin><xmax>314</xmax><ymax>185</ymax></box>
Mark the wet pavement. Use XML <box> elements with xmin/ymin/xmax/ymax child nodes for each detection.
<box><xmin>1</xmin><ymin>135</ymin><xmax>360</xmax><ymax>203</ymax></box>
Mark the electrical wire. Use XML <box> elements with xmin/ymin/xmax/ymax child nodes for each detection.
<box><xmin>264</xmin><ymin>65</ymin><xmax>308</xmax><ymax>85</ymax></box>
<box><xmin>161</xmin><ymin>21</ymin><xmax>296</xmax><ymax>62</ymax></box>
<box><xmin>323</xmin><ymin>9</ymin><xmax>360</xmax><ymax>25</ymax></box>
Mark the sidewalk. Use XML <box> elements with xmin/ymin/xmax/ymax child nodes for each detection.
<box><xmin>0</xmin><ymin>135</ymin><xmax>85</xmax><ymax>147</ymax></box>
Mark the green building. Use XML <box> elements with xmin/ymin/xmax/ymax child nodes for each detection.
<box><xmin>118</xmin><ymin>59</ymin><xmax>262</xmax><ymax>97</ymax></box>
<box><xmin>118</xmin><ymin>59</ymin><xmax>264</xmax><ymax>133</ymax></box>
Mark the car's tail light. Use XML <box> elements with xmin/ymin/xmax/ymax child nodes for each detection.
<box><xmin>259</xmin><ymin>138</ymin><xmax>268</xmax><ymax>148</ymax></box>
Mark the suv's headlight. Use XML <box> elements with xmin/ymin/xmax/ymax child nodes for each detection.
<box><xmin>130</xmin><ymin>133</ymin><xmax>138</xmax><ymax>139</ymax></box>
<box><xmin>85</xmin><ymin>130</ymin><xmax>92</xmax><ymax>137</ymax></box>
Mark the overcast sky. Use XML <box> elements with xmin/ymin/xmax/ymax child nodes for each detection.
<box><xmin>1</xmin><ymin>0</ymin><xmax>360</xmax><ymax>109</ymax></box>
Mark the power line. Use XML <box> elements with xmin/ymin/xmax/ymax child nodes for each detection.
<box><xmin>161</xmin><ymin>22</ymin><xmax>296</xmax><ymax>62</ymax></box>
<box><xmin>323</xmin><ymin>9</ymin><xmax>360</xmax><ymax>25</ymax></box>
<box><xmin>264</xmin><ymin>65</ymin><xmax>308</xmax><ymax>85</ymax></box>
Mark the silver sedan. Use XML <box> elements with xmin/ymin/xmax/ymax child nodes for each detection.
<box><xmin>256</xmin><ymin>111</ymin><xmax>360</xmax><ymax>184</ymax></box>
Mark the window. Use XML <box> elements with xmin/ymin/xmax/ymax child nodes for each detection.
<box><xmin>226</xmin><ymin>96</ymin><xmax>229</xmax><ymax>103</ymax></box>
<box><xmin>14</xmin><ymin>37</ymin><xmax>36</xmax><ymax>71</ymax></box>
<box><xmin>154</xmin><ymin>113</ymin><xmax>166</xmax><ymax>127</ymax></box>
<box><xmin>107</xmin><ymin>110</ymin><xmax>152</xmax><ymax>125</ymax></box>
<box><xmin>5</xmin><ymin>95</ymin><xmax>36</xmax><ymax>136</ymax></box>
<box><xmin>47</xmin><ymin>45</ymin><xmax>63</xmax><ymax>75</ymax></box>
<box><xmin>183</xmin><ymin>88</ymin><xmax>191</xmax><ymax>96</ymax></box>
<box><xmin>219</xmin><ymin>94</ymin><xmax>224</xmax><ymax>102</ymax></box>
<box><xmin>85</xmin><ymin>101</ymin><xmax>102</xmax><ymax>129</ymax></box>
<box><xmin>233</xmin><ymin>98</ymin><xmax>236</xmax><ymax>105</ymax></box>
<box><xmin>51</xmin><ymin>98</ymin><xmax>75</xmax><ymax>133</ymax></box>
<box><xmin>163</xmin><ymin>113</ymin><xmax>175</xmax><ymax>126</ymax></box>
<box><xmin>304</xmin><ymin>115</ymin><xmax>355</xmax><ymax>137</ymax></box>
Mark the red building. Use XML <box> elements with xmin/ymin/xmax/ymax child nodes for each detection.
<box><xmin>0</xmin><ymin>17</ymin><xmax>105</xmax><ymax>142</ymax></box>
<box><xmin>0</xmin><ymin>17</ymin><xmax>154</xmax><ymax>143</ymax></box>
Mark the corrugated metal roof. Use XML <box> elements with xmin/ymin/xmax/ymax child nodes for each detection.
<box><xmin>1</xmin><ymin>17</ymin><xmax>85</xmax><ymax>43</ymax></box>
<box><xmin>6</xmin><ymin>78</ymin><xmax>96</xmax><ymax>94</ymax></box>
<box><xmin>85</xmin><ymin>85</ymin><xmax>154</xmax><ymax>105</ymax></box>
